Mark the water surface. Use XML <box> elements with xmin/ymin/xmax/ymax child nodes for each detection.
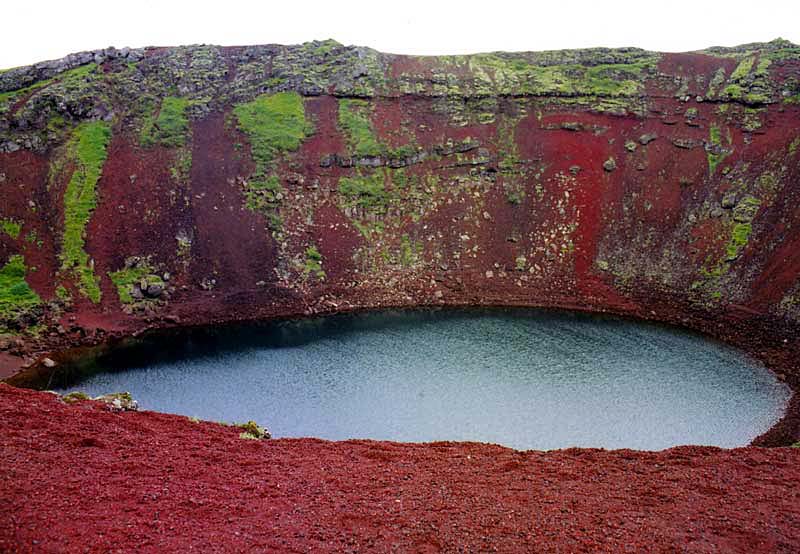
<box><xmin>55</xmin><ymin>309</ymin><xmax>791</xmax><ymax>450</ymax></box>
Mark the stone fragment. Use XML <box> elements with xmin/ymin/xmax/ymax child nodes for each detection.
<box><xmin>603</xmin><ymin>158</ymin><xmax>617</xmax><ymax>172</ymax></box>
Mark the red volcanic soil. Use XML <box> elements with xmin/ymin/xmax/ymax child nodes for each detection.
<box><xmin>2</xmin><ymin>384</ymin><xmax>800</xmax><ymax>553</ymax></box>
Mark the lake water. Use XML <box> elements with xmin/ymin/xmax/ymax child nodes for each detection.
<box><xmin>54</xmin><ymin>309</ymin><xmax>791</xmax><ymax>450</ymax></box>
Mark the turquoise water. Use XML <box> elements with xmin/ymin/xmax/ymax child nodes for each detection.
<box><xmin>54</xmin><ymin>309</ymin><xmax>791</xmax><ymax>450</ymax></box>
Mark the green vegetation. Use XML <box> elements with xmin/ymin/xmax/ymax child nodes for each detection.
<box><xmin>62</xmin><ymin>391</ymin><xmax>91</xmax><ymax>403</ymax></box>
<box><xmin>233</xmin><ymin>91</ymin><xmax>313</xmax><ymax>168</ymax></box>
<box><xmin>237</xmin><ymin>420</ymin><xmax>270</xmax><ymax>440</ymax></box>
<box><xmin>55</xmin><ymin>285</ymin><xmax>71</xmax><ymax>302</ymax></box>
<box><xmin>1</xmin><ymin>218</ymin><xmax>21</xmax><ymax>239</ymax></box>
<box><xmin>789</xmin><ymin>137</ymin><xmax>800</xmax><ymax>157</ymax></box>
<box><xmin>338</xmin><ymin>99</ymin><xmax>383</xmax><ymax>157</ymax></box>
<box><xmin>784</xmin><ymin>94</ymin><xmax>800</xmax><ymax>104</ymax></box>
<box><xmin>338</xmin><ymin>171</ymin><xmax>388</xmax><ymax>211</ymax></box>
<box><xmin>108</xmin><ymin>259</ymin><xmax>164</xmax><ymax>304</ymax></box>
<box><xmin>707</xmin><ymin>125</ymin><xmax>731</xmax><ymax>175</ymax></box>
<box><xmin>337</xmin><ymin>98</ymin><xmax>418</xmax><ymax>159</ymax></box>
<box><xmin>466</xmin><ymin>53</ymin><xmax>657</xmax><ymax>97</ymax></box>
<box><xmin>140</xmin><ymin>96</ymin><xmax>191</xmax><ymax>148</ymax></box>
<box><xmin>722</xmin><ymin>56</ymin><xmax>772</xmax><ymax>104</ymax></box>
<box><xmin>233</xmin><ymin>92</ymin><xmax>313</xmax><ymax>229</ymax></box>
<box><xmin>0</xmin><ymin>63</ymin><xmax>99</xmax><ymax>115</ymax></box>
<box><xmin>59</xmin><ymin>121</ymin><xmax>112</xmax><ymax>303</ymax></box>
<box><xmin>397</xmin><ymin>234</ymin><xmax>422</xmax><ymax>267</ymax></box>
<box><xmin>0</xmin><ymin>255</ymin><xmax>41</xmax><ymax>320</ymax></box>
<box><xmin>726</xmin><ymin>223</ymin><xmax>752</xmax><ymax>260</ymax></box>
<box><xmin>302</xmin><ymin>245</ymin><xmax>326</xmax><ymax>280</ymax></box>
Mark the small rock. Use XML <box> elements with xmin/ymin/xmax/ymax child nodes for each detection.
<box><xmin>624</xmin><ymin>140</ymin><xmax>637</xmax><ymax>152</ymax></box>
<box><xmin>710</xmin><ymin>207</ymin><xmax>724</xmax><ymax>218</ymax></box>
<box><xmin>569</xmin><ymin>165</ymin><xmax>581</xmax><ymax>175</ymax></box>
<box><xmin>145</xmin><ymin>283</ymin><xmax>164</xmax><ymax>298</ymax></box>
<box><xmin>42</xmin><ymin>357</ymin><xmax>56</xmax><ymax>368</ymax></box>
<box><xmin>485</xmin><ymin>270</ymin><xmax>494</xmax><ymax>279</ymax></box>
<box><xmin>603</xmin><ymin>158</ymin><xmax>617</xmax><ymax>172</ymax></box>
<box><xmin>639</xmin><ymin>133</ymin><xmax>658</xmax><ymax>145</ymax></box>
<box><xmin>721</xmin><ymin>192</ymin><xmax>737</xmax><ymax>209</ymax></box>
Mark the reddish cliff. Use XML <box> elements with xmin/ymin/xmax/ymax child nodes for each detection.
<box><xmin>1</xmin><ymin>39</ymin><xmax>800</xmax><ymax>551</ymax></box>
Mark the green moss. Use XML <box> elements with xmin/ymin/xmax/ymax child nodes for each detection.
<box><xmin>108</xmin><ymin>259</ymin><xmax>164</xmax><ymax>304</ymax></box>
<box><xmin>726</xmin><ymin>223</ymin><xmax>752</xmax><ymax>260</ymax></box>
<box><xmin>303</xmin><ymin>245</ymin><xmax>326</xmax><ymax>280</ymax></box>
<box><xmin>0</xmin><ymin>63</ymin><xmax>99</xmax><ymax>114</ymax></box>
<box><xmin>233</xmin><ymin>91</ymin><xmax>313</xmax><ymax>168</ymax></box>
<box><xmin>338</xmin><ymin>171</ymin><xmax>388</xmax><ymax>211</ymax></box>
<box><xmin>396</xmin><ymin>234</ymin><xmax>422</xmax><ymax>267</ymax></box>
<box><xmin>707</xmin><ymin>125</ymin><xmax>731</xmax><ymax>175</ymax></box>
<box><xmin>170</xmin><ymin>148</ymin><xmax>192</xmax><ymax>183</ymax></box>
<box><xmin>789</xmin><ymin>137</ymin><xmax>800</xmax><ymax>156</ymax></box>
<box><xmin>59</xmin><ymin>121</ymin><xmax>112</xmax><ymax>303</ymax></box>
<box><xmin>337</xmin><ymin>98</ymin><xmax>417</xmax><ymax>159</ymax></box>
<box><xmin>236</xmin><ymin>420</ymin><xmax>270</xmax><ymax>440</ymax></box>
<box><xmin>1</xmin><ymin>219</ymin><xmax>21</xmax><ymax>239</ymax></box>
<box><xmin>62</xmin><ymin>391</ymin><xmax>91</xmax><ymax>403</ymax></box>
<box><xmin>785</xmin><ymin>94</ymin><xmax>800</xmax><ymax>104</ymax></box>
<box><xmin>140</xmin><ymin>96</ymin><xmax>191</xmax><ymax>148</ymax></box>
<box><xmin>55</xmin><ymin>285</ymin><xmax>71</xmax><ymax>302</ymax></box>
<box><xmin>338</xmin><ymin>98</ymin><xmax>383</xmax><ymax>157</ymax></box>
<box><xmin>233</xmin><ymin>92</ymin><xmax>313</xmax><ymax>229</ymax></box>
<box><xmin>466</xmin><ymin>54</ymin><xmax>656</xmax><ymax>98</ymax></box>
<box><xmin>0</xmin><ymin>255</ymin><xmax>41</xmax><ymax>319</ymax></box>
<box><xmin>722</xmin><ymin>56</ymin><xmax>772</xmax><ymax>104</ymax></box>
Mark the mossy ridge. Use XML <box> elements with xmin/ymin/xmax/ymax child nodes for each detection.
<box><xmin>0</xmin><ymin>254</ymin><xmax>41</xmax><ymax>322</ymax></box>
<box><xmin>464</xmin><ymin>52</ymin><xmax>659</xmax><ymax>97</ymax></box>
<box><xmin>0</xmin><ymin>63</ymin><xmax>99</xmax><ymax>118</ymax></box>
<box><xmin>721</xmin><ymin>55</ymin><xmax>773</xmax><ymax>104</ymax></box>
<box><xmin>233</xmin><ymin>92</ymin><xmax>314</xmax><ymax>231</ymax></box>
<box><xmin>59</xmin><ymin>120</ymin><xmax>112</xmax><ymax>303</ymax></box>
<box><xmin>269</xmin><ymin>40</ymin><xmax>385</xmax><ymax>97</ymax></box>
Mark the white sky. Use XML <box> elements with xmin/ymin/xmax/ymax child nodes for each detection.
<box><xmin>2</xmin><ymin>0</ymin><xmax>799</xmax><ymax>69</ymax></box>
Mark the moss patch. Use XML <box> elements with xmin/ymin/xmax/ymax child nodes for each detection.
<box><xmin>59</xmin><ymin>121</ymin><xmax>112</xmax><ymax>303</ymax></box>
<box><xmin>140</xmin><ymin>96</ymin><xmax>191</xmax><ymax>148</ymax></box>
<box><xmin>108</xmin><ymin>258</ymin><xmax>164</xmax><ymax>304</ymax></box>
<box><xmin>1</xmin><ymin>218</ymin><xmax>21</xmax><ymax>239</ymax></box>
<box><xmin>0</xmin><ymin>255</ymin><xmax>41</xmax><ymax>320</ymax></box>
<box><xmin>233</xmin><ymin>92</ymin><xmax>313</xmax><ymax>230</ymax></box>
<box><xmin>302</xmin><ymin>245</ymin><xmax>326</xmax><ymax>280</ymax></box>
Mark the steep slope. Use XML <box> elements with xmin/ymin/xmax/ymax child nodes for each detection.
<box><xmin>2</xmin><ymin>38</ymin><xmax>800</xmax><ymax>553</ymax></box>
<box><xmin>1</xmin><ymin>39</ymin><xmax>800</xmax><ymax>423</ymax></box>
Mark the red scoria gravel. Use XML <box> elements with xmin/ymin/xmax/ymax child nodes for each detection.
<box><xmin>1</xmin><ymin>384</ymin><xmax>799</xmax><ymax>553</ymax></box>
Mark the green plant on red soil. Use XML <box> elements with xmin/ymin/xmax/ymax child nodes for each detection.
<box><xmin>59</xmin><ymin>120</ymin><xmax>112</xmax><ymax>304</ymax></box>
<box><xmin>233</xmin><ymin>92</ymin><xmax>314</xmax><ymax>230</ymax></box>
<box><xmin>337</xmin><ymin>98</ymin><xmax>418</xmax><ymax>160</ymax></box>
<box><xmin>302</xmin><ymin>246</ymin><xmax>325</xmax><ymax>280</ymax></box>
<box><xmin>0</xmin><ymin>255</ymin><xmax>41</xmax><ymax>321</ymax></box>
<box><xmin>338</xmin><ymin>98</ymin><xmax>383</xmax><ymax>158</ymax></box>
<box><xmin>140</xmin><ymin>96</ymin><xmax>191</xmax><ymax>148</ymax></box>
<box><xmin>0</xmin><ymin>218</ymin><xmax>21</xmax><ymax>239</ymax></box>
<box><xmin>108</xmin><ymin>259</ymin><xmax>164</xmax><ymax>304</ymax></box>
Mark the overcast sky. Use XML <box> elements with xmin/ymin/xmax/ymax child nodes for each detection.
<box><xmin>2</xmin><ymin>0</ymin><xmax>799</xmax><ymax>69</ymax></box>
